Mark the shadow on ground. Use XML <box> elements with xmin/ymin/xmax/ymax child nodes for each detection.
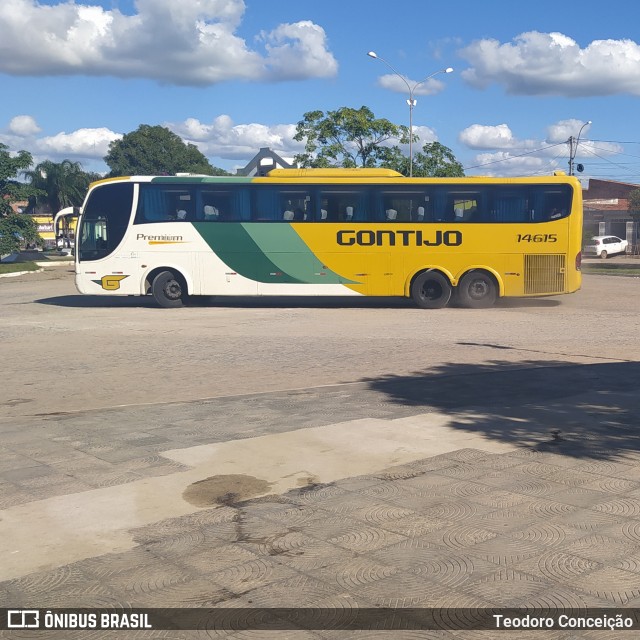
<box><xmin>363</xmin><ymin>357</ymin><xmax>640</xmax><ymax>461</ymax></box>
<box><xmin>34</xmin><ymin>294</ymin><xmax>561</xmax><ymax>310</ymax></box>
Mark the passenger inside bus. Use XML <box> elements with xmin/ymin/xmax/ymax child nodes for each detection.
<box><xmin>203</xmin><ymin>205</ymin><xmax>220</xmax><ymax>220</ymax></box>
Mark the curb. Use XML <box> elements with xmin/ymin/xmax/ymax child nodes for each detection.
<box><xmin>0</xmin><ymin>268</ymin><xmax>44</xmax><ymax>278</ymax></box>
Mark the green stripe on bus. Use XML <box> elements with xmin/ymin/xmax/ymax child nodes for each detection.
<box><xmin>242</xmin><ymin>224</ymin><xmax>356</xmax><ymax>284</ymax></box>
<box><xmin>193</xmin><ymin>223</ymin><xmax>304</xmax><ymax>283</ymax></box>
<box><xmin>193</xmin><ymin>223</ymin><xmax>357</xmax><ymax>284</ymax></box>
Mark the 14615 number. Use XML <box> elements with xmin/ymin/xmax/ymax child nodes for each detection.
<box><xmin>517</xmin><ymin>234</ymin><xmax>557</xmax><ymax>243</ymax></box>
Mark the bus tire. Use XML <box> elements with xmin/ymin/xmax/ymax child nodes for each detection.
<box><xmin>457</xmin><ymin>270</ymin><xmax>498</xmax><ymax>309</ymax></box>
<box><xmin>152</xmin><ymin>270</ymin><xmax>186</xmax><ymax>308</ymax></box>
<box><xmin>410</xmin><ymin>270</ymin><xmax>452</xmax><ymax>309</ymax></box>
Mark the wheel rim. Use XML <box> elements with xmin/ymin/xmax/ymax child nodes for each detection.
<box><xmin>468</xmin><ymin>278</ymin><xmax>489</xmax><ymax>300</ymax></box>
<box><xmin>164</xmin><ymin>279</ymin><xmax>182</xmax><ymax>300</ymax></box>
<box><xmin>421</xmin><ymin>281</ymin><xmax>443</xmax><ymax>301</ymax></box>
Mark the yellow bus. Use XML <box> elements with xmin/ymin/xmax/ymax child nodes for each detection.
<box><xmin>74</xmin><ymin>168</ymin><xmax>582</xmax><ymax>308</ymax></box>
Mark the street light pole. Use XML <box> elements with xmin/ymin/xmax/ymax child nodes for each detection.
<box><xmin>367</xmin><ymin>52</ymin><xmax>452</xmax><ymax>177</ymax></box>
<box><xmin>568</xmin><ymin>120</ymin><xmax>592</xmax><ymax>176</ymax></box>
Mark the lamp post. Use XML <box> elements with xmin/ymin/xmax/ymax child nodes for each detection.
<box><xmin>367</xmin><ymin>51</ymin><xmax>452</xmax><ymax>177</ymax></box>
<box><xmin>568</xmin><ymin>120</ymin><xmax>592</xmax><ymax>176</ymax></box>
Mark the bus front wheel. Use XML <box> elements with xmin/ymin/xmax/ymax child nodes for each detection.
<box><xmin>410</xmin><ymin>271</ymin><xmax>452</xmax><ymax>309</ymax></box>
<box><xmin>152</xmin><ymin>270</ymin><xmax>186</xmax><ymax>308</ymax></box>
<box><xmin>457</xmin><ymin>270</ymin><xmax>497</xmax><ymax>309</ymax></box>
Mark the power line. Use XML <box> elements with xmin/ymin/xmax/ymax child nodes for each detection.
<box><xmin>462</xmin><ymin>141</ymin><xmax>566</xmax><ymax>171</ymax></box>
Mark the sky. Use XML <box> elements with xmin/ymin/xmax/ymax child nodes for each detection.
<box><xmin>2</xmin><ymin>0</ymin><xmax>640</xmax><ymax>184</ymax></box>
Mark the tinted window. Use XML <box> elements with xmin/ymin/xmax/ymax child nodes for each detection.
<box><xmin>252</xmin><ymin>187</ymin><xmax>312</xmax><ymax>221</ymax></box>
<box><xmin>376</xmin><ymin>190</ymin><xmax>429</xmax><ymax>222</ymax></box>
<box><xmin>129</xmin><ymin>181</ymin><xmax>574</xmax><ymax>225</ymax></box>
<box><xmin>135</xmin><ymin>185</ymin><xmax>195</xmax><ymax>223</ymax></box>
<box><xmin>79</xmin><ymin>183</ymin><xmax>134</xmax><ymax>262</ymax></box>
<box><xmin>316</xmin><ymin>189</ymin><xmax>368</xmax><ymax>222</ymax></box>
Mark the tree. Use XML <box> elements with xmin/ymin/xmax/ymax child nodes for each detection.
<box><xmin>0</xmin><ymin>212</ymin><xmax>39</xmax><ymax>257</ymax></box>
<box><xmin>293</xmin><ymin>107</ymin><xmax>464</xmax><ymax>177</ymax></box>
<box><xmin>294</xmin><ymin>106</ymin><xmax>408</xmax><ymax>168</ymax></box>
<box><xmin>0</xmin><ymin>143</ymin><xmax>40</xmax><ymax>256</ymax></box>
<box><xmin>386</xmin><ymin>142</ymin><xmax>465</xmax><ymax>178</ymax></box>
<box><xmin>105</xmin><ymin>125</ymin><xmax>228</xmax><ymax>177</ymax></box>
<box><xmin>0</xmin><ymin>143</ymin><xmax>37</xmax><ymax>218</ymax></box>
<box><xmin>628</xmin><ymin>189</ymin><xmax>640</xmax><ymax>221</ymax></box>
<box><xmin>416</xmin><ymin>142</ymin><xmax>465</xmax><ymax>177</ymax></box>
<box><xmin>23</xmin><ymin>159</ymin><xmax>98</xmax><ymax>213</ymax></box>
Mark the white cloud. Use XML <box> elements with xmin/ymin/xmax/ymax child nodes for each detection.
<box><xmin>36</xmin><ymin>128</ymin><xmax>122</xmax><ymax>159</ymax></box>
<box><xmin>261</xmin><ymin>21</ymin><xmax>338</xmax><ymax>80</ymax></box>
<box><xmin>2</xmin><ymin>112</ymin><xmax>303</xmax><ymax>168</ymax></box>
<box><xmin>460</xmin><ymin>31</ymin><xmax>640</xmax><ymax>96</ymax></box>
<box><xmin>8</xmin><ymin>115</ymin><xmax>41</xmax><ymax>136</ymax></box>
<box><xmin>412</xmin><ymin>125</ymin><xmax>438</xmax><ymax>145</ymax></box>
<box><xmin>545</xmin><ymin>119</ymin><xmax>592</xmax><ymax>143</ymax></box>
<box><xmin>1</xmin><ymin>116</ymin><xmax>121</xmax><ymax>167</ymax></box>
<box><xmin>0</xmin><ymin>0</ymin><xmax>337</xmax><ymax>85</ymax></box>
<box><xmin>466</xmin><ymin>151</ymin><xmax>559</xmax><ymax>177</ymax></box>
<box><xmin>377</xmin><ymin>73</ymin><xmax>448</xmax><ymax>97</ymax></box>
<box><xmin>167</xmin><ymin>116</ymin><xmax>302</xmax><ymax>160</ymax></box>
<box><xmin>459</xmin><ymin>124</ymin><xmax>526</xmax><ymax>150</ymax></box>
<box><xmin>460</xmin><ymin>119</ymin><xmax>624</xmax><ymax>177</ymax></box>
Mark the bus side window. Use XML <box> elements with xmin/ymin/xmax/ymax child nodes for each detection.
<box><xmin>136</xmin><ymin>186</ymin><xmax>194</xmax><ymax>223</ymax></box>
<box><xmin>377</xmin><ymin>190</ymin><xmax>428</xmax><ymax>222</ymax></box>
<box><xmin>531</xmin><ymin>186</ymin><xmax>572</xmax><ymax>222</ymax></box>
<box><xmin>200</xmin><ymin>190</ymin><xmax>235</xmax><ymax>221</ymax></box>
<box><xmin>279</xmin><ymin>192</ymin><xmax>310</xmax><ymax>221</ymax></box>
<box><xmin>318</xmin><ymin>190</ymin><xmax>364</xmax><ymax>222</ymax></box>
<box><xmin>451</xmin><ymin>196</ymin><xmax>478</xmax><ymax>222</ymax></box>
<box><xmin>418</xmin><ymin>193</ymin><xmax>434</xmax><ymax>222</ymax></box>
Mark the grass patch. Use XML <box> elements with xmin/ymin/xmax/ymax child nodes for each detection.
<box><xmin>582</xmin><ymin>265</ymin><xmax>640</xmax><ymax>277</ymax></box>
<box><xmin>0</xmin><ymin>261</ymin><xmax>40</xmax><ymax>274</ymax></box>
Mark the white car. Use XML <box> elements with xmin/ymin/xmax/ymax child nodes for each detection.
<box><xmin>586</xmin><ymin>235</ymin><xmax>628</xmax><ymax>259</ymax></box>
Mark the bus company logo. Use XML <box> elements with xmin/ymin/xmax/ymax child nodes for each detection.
<box><xmin>136</xmin><ymin>233</ymin><xmax>186</xmax><ymax>245</ymax></box>
<box><xmin>92</xmin><ymin>275</ymin><xmax>129</xmax><ymax>290</ymax></box>
<box><xmin>7</xmin><ymin>610</ymin><xmax>39</xmax><ymax>629</ymax></box>
<box><xmin>337</xmin><ymin>229</ymin><xmax>462</xmax><ymax>247</ymax></box>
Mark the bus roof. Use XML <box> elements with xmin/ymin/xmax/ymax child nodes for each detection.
<box><xmin>267</xmin><ymin>168</ymin><xmax>403</xmax><ymax>178</ymax></box>
<box><xmin>88</xmin><ymin>169</ymin><xmax>580</xmax><ymax>189</ymax></box>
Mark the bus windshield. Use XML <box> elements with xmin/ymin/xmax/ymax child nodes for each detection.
<box><xmin>78</xmin><ymin>182</ymin><xmax>134</xmax><ymax>261</ymax></box>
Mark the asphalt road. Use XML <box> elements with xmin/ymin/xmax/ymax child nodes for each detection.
<box><xmin>2</xmin><ymin>264</ymin><xmax>639</xmax><ymax>419</ymax></box>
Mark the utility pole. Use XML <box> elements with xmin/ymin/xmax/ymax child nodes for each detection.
<box><xmin>568</xmin><ymin>136</ymin><xmax>575</xmax><ymax>175</ymax></box>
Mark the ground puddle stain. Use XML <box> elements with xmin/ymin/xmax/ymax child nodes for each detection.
<box><xmin>183</xmin><ymin>474</ymin><xmax>272</xmax><ymax>507</ymax></box>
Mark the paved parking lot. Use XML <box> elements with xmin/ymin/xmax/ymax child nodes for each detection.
<box><xmin>1</xmin><ymin>264</ymin><xmax>640</xmax><ymax>637</ymax></box>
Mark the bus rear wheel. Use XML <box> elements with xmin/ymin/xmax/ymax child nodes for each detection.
<box><xmin>457</xmin><ymin>270</ymin><xmax>497</xmax><ymax>309</ymax></box>
<box><xmin>152</xmin><ymin>270</ymin><xmax>186</xmax><ymax>308</ymax></box>
<box><xmin>411</xmin><ymin>270</ymin><xmax>452</xmax><ymax>309</ymax></box>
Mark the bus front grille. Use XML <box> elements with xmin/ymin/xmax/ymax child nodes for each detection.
<box><xmin>524</xmin><ymin>254</ymin><xmax>566</xmax><ymax>294</ymax></box>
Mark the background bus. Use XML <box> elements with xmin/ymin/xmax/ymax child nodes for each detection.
<box><xmin>75</xmin><ymin>169</ymin><xmax>582</xmax><ymax>308</ymax></box>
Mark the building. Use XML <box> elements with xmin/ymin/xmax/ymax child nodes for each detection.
<box><xmin>582</xmin><ymin>178</ymin><xmax>639</xmax><ymax>253</ymax></box>
<box><xmin>236</xmin><ymin>147</ymin><xmax>294</xmax><ymax>177</ymax></box>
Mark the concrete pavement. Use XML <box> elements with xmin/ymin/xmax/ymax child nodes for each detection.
<box><xmin>2</xmin><ymin>265</ymin><xmax>640</xmax><ymax>638</ymax></box>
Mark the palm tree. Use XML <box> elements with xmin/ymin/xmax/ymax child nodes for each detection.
<box><xmin>23</xmin><ymin>160</ymin><xmax>96</xmax><ymax>214</ymax></box>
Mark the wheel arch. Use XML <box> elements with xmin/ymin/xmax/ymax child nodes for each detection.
<box><xmin>405</xmin><ymin>266</ymin><xmax>454</xmax><ymax>298</ymax></box>
<box><xmin>455</xmin><ymin>266</ymin><xmax>504</xmax><ymax>297</ymax></box>
<box><xmin>143</xmin><ymin>265</ymin><xmax>192</xmax><ymax>296</ymax></box>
